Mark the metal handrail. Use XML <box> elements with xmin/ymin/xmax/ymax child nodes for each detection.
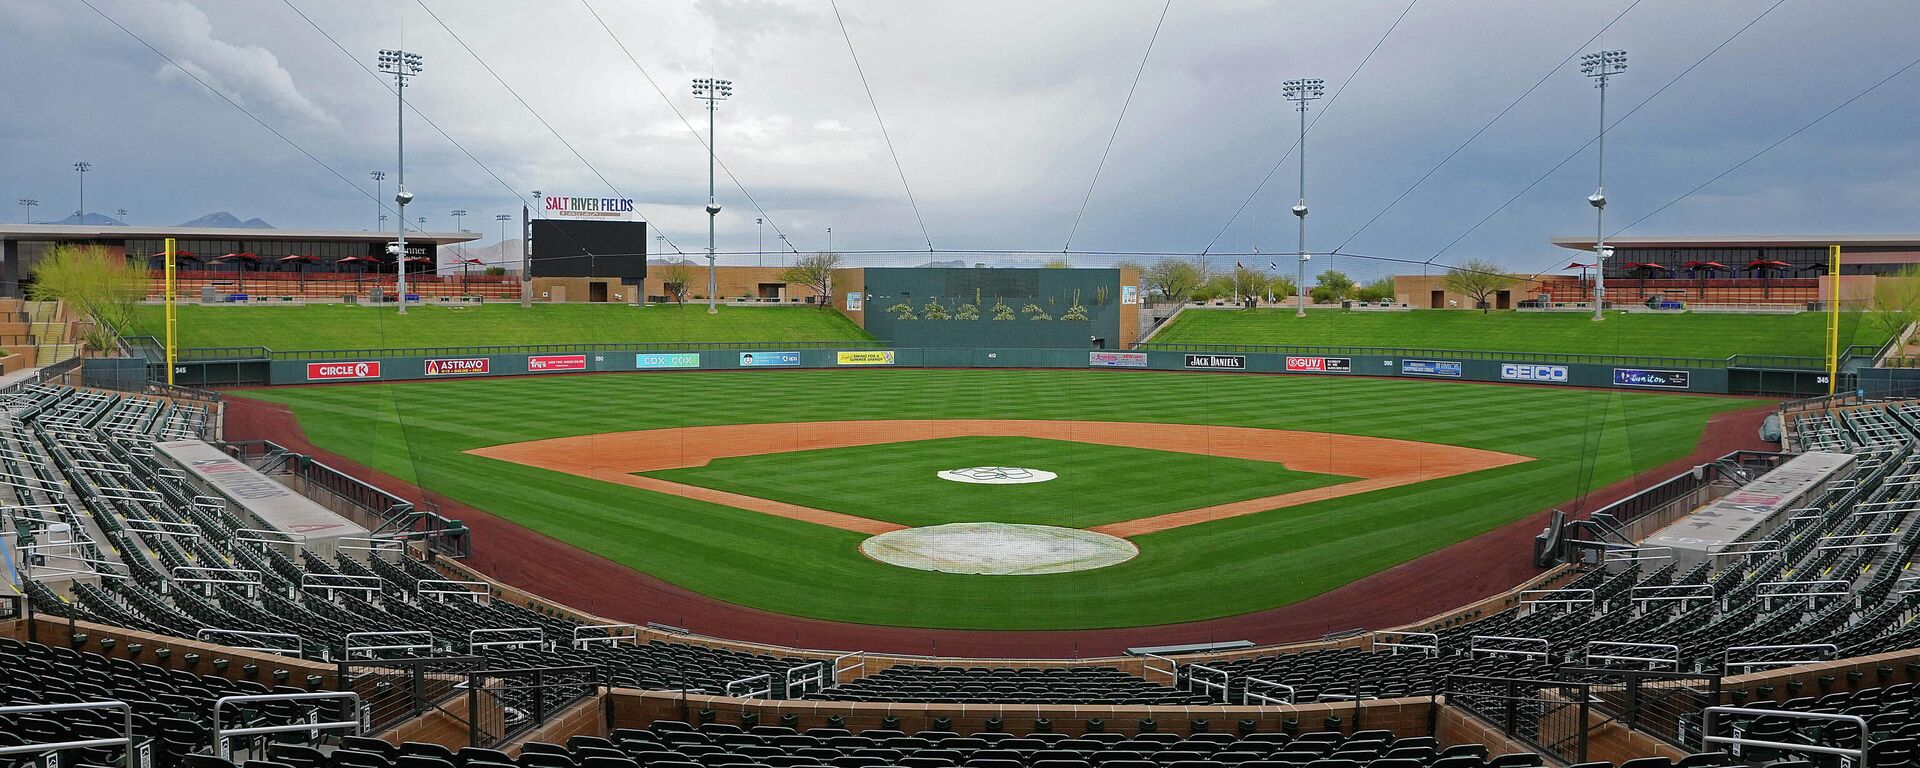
<box><xmin>1186</xmin><ymin>663</ymin><xmax>1230</xmax><ymax>703</ymax></box>
<box><xmin>195</xmin><ymin>629</ymin><xmax>305</xmax><ymax>658</ymax></box>
<box><xmin>1242</xmin><ymin>675</ymin><xmax>1296</xmax><ymax>706</ymax></box>
<box><xmin>1703</xmin><ymin>706</ymin><xmax>1867</xmax><ymax>761</ymax></box>
<box><xmin>0</xmin><ymin>700</ymin><xmax>136</xmax><ymax>768</ymax></box>
<box><xmin>571</xmin><ymin>623</ymin><xmax>637</xmax><ymax>649</ymax></box>
<box><xmin>1141</xmin><ymin>652</ymin><xmax>1177</xmax><ymax>686</ymax></box>
<box><xmin>211</xmin><ymin>692</ymin><xmax>362</xmax><ymax>758</ymax></box>
<box><xmin>1723</xmin><ymin>644</ymin><xmax>1839</xmax><ymax>674</ymax></box>
<box><xmin>725</xmin><ymin>673</ymin><xmax>772</xmax><ymax>699</ymax></box>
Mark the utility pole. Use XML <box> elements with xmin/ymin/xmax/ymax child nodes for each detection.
<box><xmin>692</xmin><ymin>77</ymin><xmax>732</xmax><ymax>314</ymax></box>
<box><xmin>1581</xmin><ymin>49</ymin><xmax>1627</xmax><ymax>321</ymax></box>
<box><xmin>1283</xmin><ymin>79</ymin><xmax>1323</xmax><ymax>317</ymax></box>
<box><xmin>378</xmin><ymin>48</ymin><xmax>423</xmax><ymax>314</ymax></box>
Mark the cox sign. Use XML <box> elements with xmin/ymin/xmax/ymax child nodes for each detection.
<box><xmin>306</xmin><ymin>361</ymin><xmax>380</xmax><ymax>381</ymax></box>
<box><xmin>1500</xmin><ymin>363</ymin><xmax>1569</xmax><ymax>383</ymax></box>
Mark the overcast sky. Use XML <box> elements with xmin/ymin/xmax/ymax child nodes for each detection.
<box><xmin>3</xmin><ymin>0</ymin><xmax>1917</xmax><ymax>277</ymax></box>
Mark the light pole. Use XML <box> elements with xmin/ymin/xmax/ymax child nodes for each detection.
<box><xmin>371</xmin><ymin>171</ymin><xmax>386</xmax><ymax>231</ymax></box>
<box><xmin>827</xmin><ymin>226</ymin><xmax>833</xmax><ymax>252</ymax></box>
<box><xmin>379</xmin><ymin>48</ymin><xmax>423</xmax><ymax>315</ymax></box>
<box><xmin>496</xmin><ymin>213</ymin><xmax>511</xmax><ymax>251</ymax></box>
<box><xmin>451</xmin><ymin>210</ymin><xmax>467</xmax><ymax>231</ymax></box>
<box><xmin>73</xmin><ymin>162</ymin><xmax>91</xmax><ymax>222</ymax></box>
<box><xmin>1581</xmin><ymin>49</ymin><xmax>1626</xmax><ymax>321</ymax></box>
<box><xmin>18</xmin><ymin>198</ymin><xmax>37</xmax><ymax>224</ymax></box>
<box><xmin>1282</xmin><ymin>79</ymin><xmax>1323</xmax><ymax>317</ymax></box>
<box><xmin>756</xmin><ymin>217</ymin><xmax>764</xmax><ymax>268</ymax></box>
<box><xmin>692</xmin><ymin>77</ymin><xmax>732</xmax><ymax>314</ymax></box>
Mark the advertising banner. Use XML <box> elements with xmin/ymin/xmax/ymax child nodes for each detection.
<box><xmin>1121</xmin><ymin>285</ymin><xmax>1139</xmax><ymax>305</ymax></box>
<box><xmin>740</xmin><ymin>351</ymin><xmax>801</xmax><ymax>367</ymax></box>
<box><xmin>837</xmin><ymin>350</ymin><xmax>896</xmax><ymax>366</ymax></box>
<box><xmin>424</xmin><ymin>358</ymin><xmax>490</xmax><ymax>376</ymax></box>
<box><xmin>306</xmin><ymin>361</ymin><xmax>380</xmax><ymax>381</ymax></box>
<box><xmin>636</xmin><ymin>352</ymin><xmax>701</xmax><ymax>369</ymax></box>
<box><xmin>540</xmin><ymin>194</ymin><xmax>638</xmax><ymax>221</ymax></box>
<box><xmin>527</xmin><ymin>354</ymin><xmax>588</xmax><ymax>372</ymax></box>
<box><xmin>1500</xmin><ymin>363</ymin><xmax>1569</xmax><ymax>383</ymax></box>
<box><xmin>1615</xmin><ymin>368</ymin><xmax>1692</xmax><ymax>389</ymax></box>
<box><xmin>1090</xmin><ymin>351</ymin><xmax>1150</xmax><ymax>368</ymax></box>
<box><xmin>1401</xmin><ymin>359</ymin><xmax>1463</xmax><ymax>377</ymax></box>
<box><xmin>1285</xmin><ymin>356</ymin><xmax>1352</xmax><ymax>373</ymax></box>
<box><xmin>846</xmin><ymin>292</ymin><xmax>864</xmax><ymax>311</ymax></box>
<box><xmin>1184</xmin><ymin>353</ymin><xmax>1247</xmax><ymax>370</ymax></box>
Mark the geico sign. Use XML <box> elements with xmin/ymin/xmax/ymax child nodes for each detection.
<box><xmin>1500</xmin><ymin>363</ymin><xmax>1568</xmax><ymax>383</ymax></box>
<box><xmin>306</xmin><ymin>361</ymin><xmax>381</xmax><ymax>381</ymax></box>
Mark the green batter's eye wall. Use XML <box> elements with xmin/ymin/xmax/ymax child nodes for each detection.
<box><xmin>859</xmin><ymin>267</ymin><xmax>1134</xmax><ymax>349</ymax></box>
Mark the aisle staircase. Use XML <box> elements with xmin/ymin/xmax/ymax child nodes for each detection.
<box><xmin>26</xmin><ymin>300</ymin><xmax>80</xmax><ymax>367</ymax></box>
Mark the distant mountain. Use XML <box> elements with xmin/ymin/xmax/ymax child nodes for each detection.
<box><xmin>177</xmin><ymin>211</ymin><xmax>275</xmax><ymax>228</ymax></box>
<box><xmin>53</xmin><ymin>212</ymin><xmax>126</xmax><ymax>226</ymax></box>
<box><xmin>915</xmin><ymin>259</ymin><xmax>969</xmax><ymax>268</ymax></box>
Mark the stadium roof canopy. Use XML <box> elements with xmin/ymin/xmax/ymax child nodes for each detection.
<box><xmin>0</xmin><ymin>223</ymin><xmax>482</xmax><ymax>245</ymax></box>
<box><xmin>1553</xmin><ymin>234</ymin><xmax>1920</xmax><ymax>250</ymax></box>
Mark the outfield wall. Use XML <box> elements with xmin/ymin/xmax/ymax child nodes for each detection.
<box><xmin>149</xmin><ymin>345</ymin><xmax>1764</xmax><ymax>394</ymax></box>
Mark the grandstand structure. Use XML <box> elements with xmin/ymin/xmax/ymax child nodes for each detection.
<box><xmin>4</xmin><ymin>374</ymin><xmax>1920</xmax><ymax>768</ymax></box>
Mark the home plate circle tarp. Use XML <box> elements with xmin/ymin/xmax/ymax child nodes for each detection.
<box><xmin>936</xmin><ymin>466</ymin><xmax>1058</xmax><ymax>485</ymax></box>
<box><xmin>860</xmin><ymin>522</ymin><xmax>1137</xmax><ymax>575</ymax></box>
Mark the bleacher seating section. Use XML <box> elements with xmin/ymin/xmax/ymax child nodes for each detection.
<box><xmin>5</xmin><ymin>384</ymin><xmax>1920</xmax><ymax>768</ymax></box>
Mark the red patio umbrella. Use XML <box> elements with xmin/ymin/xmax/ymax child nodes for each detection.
<box><xmin>456</xmin><ymin>258</ymin><xmax>484</xmax><ymax>295</ymax></box>
<box><xmin>279</xmin><ymin>254</ymin><xmax>319</xmax><ymax>295</ymax></box>
<box><xmin>338</xmin><ymin>254</ymin><xmax>379</xmax><ymax>294</ymax></box>
<box><xmin>1749</xmin><ymin>258</ymin><xmax>1793</xmax><ymax>298</ymax></box>
<box><xmin>212</xmin><ymin>252</ymin><xmax>259</xmax><ymax>292</ymax></box>
<box><xmin>1684</xmin><ymin>261</ymin><xmax>1728</xmax><ymax>298</ymax></box>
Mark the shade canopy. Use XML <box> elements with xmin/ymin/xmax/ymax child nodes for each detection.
<box><xmin>277</xmin><ymin>254</ymin><xmax>319</xmax><ymax>264</ymax></box>
<box><xmin>336</xmin><ymin>255</ymin><xmax>379</xmax><ymax>265</ymax></box>
<box><xmin>1748</xmin><ymin>259</ymin><xmax>1793</xmax><ymax>269</ymax></box>
<box><xmin>214</xmin><ymin>252</ymin><xmax>260</xmax><ymax>262</ymax></box>
<box><xmin>1682</xmin><ymin>261</ymin><xmax>1729</xmax><ymax>271</ymax></box>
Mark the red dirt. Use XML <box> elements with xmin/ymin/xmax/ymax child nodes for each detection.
<box><xmin>224</xmin><ymin>396</ymin><xmax>1774</xmax><ymax>658</ymax></box>
<box><xmin>468</xmin><ymin>420</ymin><xmax>1528</xmax><ymax>537</ymax></box>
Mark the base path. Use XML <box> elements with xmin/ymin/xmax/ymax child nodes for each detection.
<box><xmin>225</xmin><ymin>398</ymin><xmax>1775</xmax><ymax>657</ymax></box>
<box><xmin>466</xmin><ymin>420</ymin><xmax>1530</xmax><ymax>537</ymax></box>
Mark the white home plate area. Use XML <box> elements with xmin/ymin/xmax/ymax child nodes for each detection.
<box><xmin>860</xmin><ymin>522</ymin><xmax>1138</xmax><ymax>575</ymax></box>
<box><xmin>936</xmin><ymin>466</ymin><xmax>1058</xmax><ymax>485</ymax></box>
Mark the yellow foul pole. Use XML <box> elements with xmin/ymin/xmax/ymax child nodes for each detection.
<box><xmin>164</xmin><ymin>237</ymin><xmax>177</xmax><ymax>387</ymax></box>
<box><xmin>1827</xmin><ymin>244</ymin><xmax>1840</xmax><ymax>396</ymax></box>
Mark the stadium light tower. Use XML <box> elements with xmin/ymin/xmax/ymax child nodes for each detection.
<box><xmin>378</xmin><ymin>48</ymin><xmax>423</xmax><ymax>314</ymax></box>
<box><xmin>18</xmin><ymin>198</ymin><xmax>38</xmax><ymax>224</ymax></box>
<box><xmin>1581</xmin><ymin>49</ymin><xmax>1626</xmax><ymax>322</ymax></box>
<box><xmin>496</xmin><ymin>213</ymin><xmax>511</xmax><ymax>248</ymax></box>
<box><xmin>691</xmin><ymin>76</ymin><xmax>732</xmax><ymax>314</ymax></box>
<box><xmin>370</xmin><ymin>171</ymin><xmax>386</xmax><ymax>231</ymax></box>
<box><xmin>73</xmin><ymin>162</ymin><xmax>91</xmax><ymax>222</ymax></box>
<box><xmin>451</xmin><ymin>210</ymin><xmax>467</xmax><ymax>231</ymax></box>
<box><xmin>1282</xmin><ymin>79</ymin><xmax>1323</xmax><ymax>317</ymax></box>
<box><xmin>116</xmin><ymin>208</ymin><xmax>127</xmax><ymax>223</ymax></box>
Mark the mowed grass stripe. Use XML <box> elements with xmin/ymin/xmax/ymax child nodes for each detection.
<box><xmin>130</xmin><ymin>302</ymin><xmax>874</xmax><ymax>350</ymax></box>
<box><xmin>645</xmin><ymin>436</ymin><xmax>1352</xmax><ymax>528</ymax></box>
<box><xmin>1150</xmin><ymin>308</ymin><xmax>1881</xmax><ymax>359</ymax></box>
<box><xmin>240</xmin><ymin>370</ymin><xmax>1751</xmax><ymax>629</ymax></box>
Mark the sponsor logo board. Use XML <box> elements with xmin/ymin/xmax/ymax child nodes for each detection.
<box><xmin>1500</xmin><ymin>363</ymin><xmax>1568</xmax><ymax>383</ymax></box>
<box><xmin>1285</xmin><ymin>356</ymin><xmax>1352</xmax><ymax>373</ymax></box>
<box><xmin>1614</xmin><ymin>368</ymin><xmax>1691</xmax><ymax>389</ymax></box>
<box><xmin>636</xmin><ymin>353</ymin><xmax>701</xmax><ymax>369</ymax></box>
<box><xmin>740</xmin><ymin>351</ymin><xmax>801</xmax><ymax>367</ymax></box>
<box><xmin>1401</xmin><ymin>359</ymin><xmax>1463</xmax><ymax>377</ymax></box>
<box><xmin>527</xmin><ymin>354</ymin><xmax>588</xmax><ymax>372</ymax></box>
<box><xmin>836</xmin><ymin>350</ymin><xmax>896</xmax><ymax>366</ymax></box>
<box><xmin>845</xmin><ymin>292</ymin><xmax>863</xmax><ymax>311</ymax></box>
<box><xmin>424</xmin><ymin>357</ymin><xmax>490</xmax><ymax>376</ymax></box>
<box><xmin>306</xmin><ymin>361</ymin><xmax>380</xmax><ymax>381</ymax></box>
<box><xmin>1184</xmin><ymin>353</ymin><xmax>1247</xmax><ymax>370</ymax></box>
<box><xmin>1089</xmin><ymin>351</ymin><xmax>1149</xmax><ymax>368</ymax></box>
<box><xmin>1121</xmin><ymin>285</ymin><xmax>1139</xmax><ymax>305</ymax></box>
<box><xmin>541</xmin><ymin>194</ymin><xmax>638</xmax><ymax>221</ymax></box>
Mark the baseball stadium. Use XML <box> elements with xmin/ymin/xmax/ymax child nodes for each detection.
<box><xmin>7</xmin><ymin>3</ymin><xmax>1920</xmax><ymax>768</ymax></box>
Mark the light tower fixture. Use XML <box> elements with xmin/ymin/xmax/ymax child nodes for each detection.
<box><xmin>116</xmin><ymin>208</ymin><xmax>127</xmax><ymax>222</ymax></box>
<box><xmin>1580</xmin><ymin>48</ymin><xmax>1626</xmax><ymax>321</ymax></box>
<box><xmin>73</xmin><ymin>161</ymin><xmax>92</xmax><ymax>222</ymax></box>
<box><xmin>18</xmin><ymin>198</ymin><xmax>38</xmax><ymax>224</ymax></box>
<box><xmin>378</xmin><ymin>48</ymin><xmax>424</xmax><ymax>314</ymax></box>
<box><xmin>692</xmin><ymin>76</ymin><xmax>732</xmax><ymax>314</ymax></box>
<box><xmin>1282</xmin><ymin>78</ymin><xmax>1324</xmax><ymax>317</ymax></box>
<box><xmin>496</xmin><ymin>213</ymin><xmax>511</xmax><ymax>249</ymax></box>
<box><xmin>451</xmin><ymin>210</ymin><xmax>467</xmax><ymax>231</ymax></box>
<box><xmin>370</xmin><ymin>171</ymin><xmax>386</xmax><ymax>230</ymax></box>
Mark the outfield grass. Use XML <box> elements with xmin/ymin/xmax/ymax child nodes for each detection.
<box><xmin>1149</xmin><ymin>309</ymin><xmax>1882</xmax><ymax>359</ymax></box>
<box><xmin>646</xmin><ymin>436</ymin><xmax>1352</xmax><ymax>528</ymax></box>
<box><xmin>237</xmin><ymin>369</ymin><xmax>1754</xmax><ymax>629</ymax></box>
<box><xmin>125</xmin><ymin>303</ymin><xmax>873</xmax><ymax>350</ymax></box>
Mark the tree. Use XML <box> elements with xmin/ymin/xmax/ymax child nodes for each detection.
<box><xmin>1268</xmin><ymin>275</ymin><xmax>1299</xmax><ymax>303</ymax></box>
<box><xmin>1442</xmin><ymin>258</ymin><xmax>1518</xmax><ymax>313</ymax></box>
<box><xmin>1143</xmin><ymin>256</ymin><xmax>1213</xmax><ymax>305</ymax></box>
<box><xmin>658</xmin><ymin>261</ymin><xmax>694</xmax><ymax>304</ymax></box>
<box><xmin>29</xmin><ymin>243</ymin><xmax>140</xmax><ymax>351</ymax></box>
<box><xmin>1040</xmin><ymin>257</ymin><xmax>1072</xmax><ymax>269</ymax></box>
<box><xmin>1230</xmin><ymin>265</ymin><xmax>1269</xmax><ymax>307</ymax></box>
<box><xmin>781</xmin><ymin>251</ymin><xmax>844</xmax><ymax>308</ymax></box>
<box><xmin>1355</xmin><ymin>276</ymin><xmax>1395</xmax><ymax>304</ymax></box>
<box><xmin>1872</xmin><ymin>265</ymin><xmax>1920</xmax><ymax>364</ymax></box>
<box><xmin>1314</xmin><ymin>270</ymin><xmax>1356</xmax><ymax>302</ymax></box>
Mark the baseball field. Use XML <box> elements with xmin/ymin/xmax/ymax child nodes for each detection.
<box><xmin>234</xmin><ymin>367</ymin><xmax>1758</xmax><ymax>631</ymax></box>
